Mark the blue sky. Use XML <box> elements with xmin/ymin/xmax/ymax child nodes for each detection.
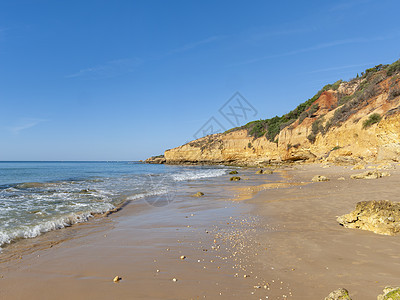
<box><xmin>1</xmin><ymin>0</ymin><xmax>399</xmax><ymax>160</ymax></box>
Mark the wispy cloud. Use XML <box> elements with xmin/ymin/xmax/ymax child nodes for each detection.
<box><xmin>8</xmin><ymin>119</ymin><xmax>47</xmax><ymax>134</ymax></box>
<box><xmin>169</xmin><ymin>36</ymin><xmax>224</xmax><ymax>54</ymax></box>
<box><xmin>306</xmin><ymin>62</ymin><xmax>376</xmax><ymax>74</ymax></box>
<box><xmin>66</xmin><ymin>58</ymin><xmax>142</xmax><ymax>80</ymax></box>
<box><xmin>231</xmin><ymin>33</ymin><xmax>400</xmax><ymax>67</ymax></box>
<box><xmin>250</xmin><ymin>27</ymin><xmax>313</xmax><ymax>40</ymax></box>
<box><xmin>329</xmin><ymin>0</ymin><xmax>372</xmax><ymax>12</ymax></box>
<box><xmin>67</xmin><ymin>36</ymin><xmax>222</xmax><ymax>80</ymax></box>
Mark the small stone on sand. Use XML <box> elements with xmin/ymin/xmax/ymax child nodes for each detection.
<box><xmin>193</xmin><ymin>192</ymin><xmax>204</xmax><ymax>197</ymax></box>
<box><xmin>113</xmin><ymin>276</ymin><xmax>121</xmax><ymax>283</ymax></box>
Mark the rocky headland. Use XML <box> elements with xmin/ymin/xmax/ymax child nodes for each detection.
<box><xmin>148</xmin><ymin>60</ymin><xmax>400</xmax><ymax>167</ymax></box>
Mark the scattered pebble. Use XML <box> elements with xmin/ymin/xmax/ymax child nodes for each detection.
<box><xmin>180</xmin><ymin>255</ymin><xmax>186</xmax><ymax>260</ymax></box>
<box><xmin>172</xmin><ymin>278</ymin><xmax>178</xmax><ymax>282</ymax></box>
<box><xmin>113</xmin><ymin>276</ymin><xmax>121</xmax><ymax>283</ymax></box>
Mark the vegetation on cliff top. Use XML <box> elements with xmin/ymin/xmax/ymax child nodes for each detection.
<box><xmin>226</xmin><ymin>80</ymin><xmax>342</xmax><ymax>142</ymax></box>
<box><xmin>227</xmin><ymin>59</ymin><xmax>400</xmax><ymax>142</ymax></box>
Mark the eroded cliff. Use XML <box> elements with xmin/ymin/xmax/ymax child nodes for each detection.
<box><xmin>160</xmin><ymin>60</ymin><xmax>400</xmax><ymax>165</ymax></box>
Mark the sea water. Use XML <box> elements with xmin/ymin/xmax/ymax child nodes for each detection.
<box><xmin>0</xmin><ymin>161</ymin><xmax>227</xmax><ymax>248</ymax></box>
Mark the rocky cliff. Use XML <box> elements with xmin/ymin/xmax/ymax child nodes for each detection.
<box><xmin>158</xmin><ymin>60</ymin><xmax>400</xmax><ymax>165</ymax></box>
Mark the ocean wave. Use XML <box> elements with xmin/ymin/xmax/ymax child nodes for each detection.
<box><xmin>0</xmin><ymin>203</ymin><xmax>114</xmax><ymax>248</ymax></box>
<box><xmin>127</xmin><ymin>187</ymin><xmax>169</xmax><ymax>201</ymax></box>
<box><xmin>172</xmin><ymin>169</ymin><xmax>227</xmax><ymax>181</ymax></box>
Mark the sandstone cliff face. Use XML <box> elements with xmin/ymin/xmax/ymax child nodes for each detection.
<box><xmin>163</xmin><ymin>65</ymin><xmax>400</xmax><ymax>165</ymax></box>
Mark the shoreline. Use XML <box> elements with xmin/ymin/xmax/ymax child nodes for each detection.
<box><xmin>246</xmin><ymin>163</ymin><xmax>400</xmax><ymax>299</ymax></box>
<box><xmin>0</xmin><ymin>167</ymin><xmax>279</xmax><ymax>299</ymax></box>
<box><xmin>1</xmin><ymin>163</ymin><xmax>400</xmax><ymax>299</ymax></box>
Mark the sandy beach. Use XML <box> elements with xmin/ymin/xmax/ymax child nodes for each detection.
<box><xmin>1</xmin><ymin>164</ymin><xmax>400</xmax><ymax>299</ymax></box>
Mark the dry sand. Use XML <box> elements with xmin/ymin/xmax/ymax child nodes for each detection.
<box><xmin>1</xmin><ymin>164</ymin><xmax>400</xmax><ymax>299</ymax></box>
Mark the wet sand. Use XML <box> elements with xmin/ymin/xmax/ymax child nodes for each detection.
<box><xmin>1</xmin><ymin>164</ymin><xmax>400</xmax><ymax>299</ymax></box>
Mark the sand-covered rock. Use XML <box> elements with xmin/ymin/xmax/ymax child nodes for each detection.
<box><xmin>324</xmin><ymin>288</ymin><xmax>352</xmax><ymax>300</ymax></box>
<box><xmin>337</xmin><ymin>200</ymin><xmax>400</xmax><ymax>235</ymax></box>
<box><xmin>230</xmin><ymin>176</ymin><xmax>241</xmax><ymax>181</ymax></box>
<box><xmin>377</xmin><ymin>286</ymin><xmax>400</xmax><ymax>300</ymax></box>
<box><xmin>312</xmin><ymin>175</ymin><xmax>330</xmax><ymax>182</ymax></box>
<box><xmin>350</xmin><ymin>170</ymin><xmax>390</xmax><ymax>179</ymax></box>
<box><xmin>229</xmin><ymin>170</ymin><xmax>238</xmax><ymax>174</ymax></box>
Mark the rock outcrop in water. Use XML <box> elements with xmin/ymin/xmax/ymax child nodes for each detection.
<box><xmin>148</xmin><ymin>60</ymin><xmax>400</xmax><ymax>166</ymax></box>
<box><xmin>145</xmin><ymin>155</ymin><xmax>166</xmax><ymax>164</ymax></box>
<box><xmin>337</xmin><ymin>200</ymin><xmax>400</xmax><ymax>235</ymax></box>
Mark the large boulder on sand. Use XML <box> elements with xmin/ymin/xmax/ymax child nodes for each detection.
<box><xmin>337</xmin><ymin>200</ymin><xmax>400</xmax><ymax>235</ymax></box>
<box><xmin>324</xmin><ymin>288</ymin><xmax>352</xmax><ymax>300</ymax></box>
<box><xmin>377</xmin><ymin>286</ymin><xmax>400</xmax><ymax>300</ymax></box>
<box><xmin>312</xmin><ymin>175</ymin><xmax>330</xmax><ymax>182</ymax></box>
<box><xmin>350</xmin><ymin>170</ymin><xmax>390</xmax><ymax>179</ymax></box>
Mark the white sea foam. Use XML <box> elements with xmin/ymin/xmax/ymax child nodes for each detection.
<box><xmin>127</xmin><ymin>188</ymin><xmax>169</xmax><ymax>201</ymax></box>
<box><xmin>172</xmin><ymin>169</ymin><xmax>227</xmax><ymax>181</ymax></box>
<box><xmin>0</xmin><ymin>204</ymin><xmax>114</xmax><ymax>248</ymax></box>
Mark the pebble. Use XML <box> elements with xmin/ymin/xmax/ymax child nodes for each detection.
<box><xmin>113</xmin><ymin>276</ymin><xmax>121</xmax><ymax>283</ymax></box>
<box><xmin>172</xmin><ymin>278</ymin><xmax>178</xmax><ymax>282</ymax></box>
<box><xmin>180</xmin><ymin>255</ymin><xmax>186</xmax><ymax>260</ymax></box>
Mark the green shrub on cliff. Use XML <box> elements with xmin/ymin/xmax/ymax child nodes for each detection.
<box><xmin>236</xmin><ymin>80</ymin><xmax>342</xmax><ymax>142</ymax></box>
<box><xmin>247</xmin><ymin>120</ymin><xmax>267</xmax><ymax>138</ymax></box>
<box><xmin>362</xmin><ymin>113</ymin><xmax>382</xmax><ymax>129</ymax></box>
<box><xmin>385</xmin><ymin>59</ymin><xmax>400</xmax><ymax>76</ymax></box>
